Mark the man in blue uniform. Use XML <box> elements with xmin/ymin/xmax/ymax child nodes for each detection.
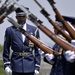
<box><xmin>63</xmin><ymin>16</ymin><xmax>75</xmax><ymax>75</ymax></box>
<box><xmin>43</xmin><ymin>15</ymin><xmax>75</xmax><ymax>75</ymax></box>
<box><xmin>3</xmin><ymin>7</ymin><xmax>41</xmax><ymax>75</ymax></box>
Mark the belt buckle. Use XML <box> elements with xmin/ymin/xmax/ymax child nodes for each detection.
<box><xmin>19</xmin><ymin>52</ymin><xmax>27</xmax><ymax>56</ymax></box>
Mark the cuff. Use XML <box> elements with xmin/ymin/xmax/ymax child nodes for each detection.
<box><xmin>35</xmin><ymin>64</ymin><xmax>40</xmax><ymax>71</ymax></box>
<box><xmin>4</xmin><ymin>62</ymin><xmax>11</xmax><ymax>69</ymax></box>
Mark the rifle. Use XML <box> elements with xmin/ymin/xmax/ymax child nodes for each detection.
<box><xmin>0</xmin><ymin>0</ymin><xmax>19</xmax><ymax>23</ymax></box>
<box><xmin>15</xmin><ymin>5</ymin><xmax>75</xmax><ymax>52</ymax></box>
<box><xmin>34</xmin><ymin>0</ymin><xmax>72</xmax><ymax>42</ymax></box>
<box><xmin>47</xmin><ymin>0</ymin><xmax>75</xmax><ymax>39</ymax></box>
<box><xmin>7</xmin><ymin>17</ymin><xmax>61</xmax><ymax>55</ymax></box>
<box><xmin>0</xmin><ymin>0</ymin><xmax>12</xmax><ymax>15</ymax></box>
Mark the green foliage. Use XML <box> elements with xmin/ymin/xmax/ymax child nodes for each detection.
<box><xmin>0</xmin><ymin>44</ymin><xmax>3</xmax><ymax>52</ymax></box>
<box><xmin>0</xmin><ymin>60</ymin><xmax>5</xmax><ymax>75</ymax></box>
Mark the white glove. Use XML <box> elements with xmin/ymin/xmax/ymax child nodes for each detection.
<box><xmin>45</xmin><ymin>53</ymin><xmax>54</xmax><ymax>61</ymax></box>
<box><xmin>71</xmin><ymin>40</ymin><xmax>75</xmax><ymax>45</ymax></box>
<box><xmin>34</xmin><ymin>70</ymin><xmax>39</xmax><ymax>74</ymax></box>
<box><xmin>5</xmin><ymin>66</ymin><xmax>12</xmax><ymax>75</ymax></box>
<box><xmin>45</xmin><ymin>53</ymin><xmax>54</xmax><ymax>64</ymax></box>
<box><xmin>38</xmin><ymin>49</ymin><xmax>45</xmax><ymax>56</ymax></box>
<box><xmin>64</xmin><ymin>50</ymin><xmax>75</xmax><ymax>63</ymax></box>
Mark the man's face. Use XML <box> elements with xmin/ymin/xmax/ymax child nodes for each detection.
<box><xmin>16</xmin><ymin>16</ymin><xmax>26</xmax><ymax>24</ymax></box>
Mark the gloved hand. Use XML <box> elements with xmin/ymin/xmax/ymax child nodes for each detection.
<box><xmin>45</xmin><ymin>53</ymin><xmax>54</xmax><ymax>60</ymax></box>
<box><xmin>34</xmin><ymin>69</ymin><xmax>39</xmax><ymax>74</ymax></box>
<box><xmin>44</xmin><ymin>53</ymin><xmax>55</xmax><ymax>64</ymax></box>
<box><xmin>71</xmin><ymin>40</ymin><xmax>75</xmax><ymax>45</ymax></box>
<box><xmin>38</xmin><ymin>49</ymin><xmax>45</xmax><ymax>56</ymax></box>
<box><xmin>5</xmin><ymin>66</ymin><xmax>12</xmax><ymax>75</ymax></box>
<box><xmin>64</xmin><ymin>50</ymin><xmax>75</xmax><ymax>63</ymax></box>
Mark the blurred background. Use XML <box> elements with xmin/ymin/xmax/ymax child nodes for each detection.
<box><xmin>0</xmin><ymin>0</ymin><xmax>75</xmax><ymax>75</ymax></box>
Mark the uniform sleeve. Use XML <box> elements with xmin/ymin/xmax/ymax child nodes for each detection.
<box><xmin>3</xmin><ymin>28</ymin><xmax>11</xmax><ymax>69</ymax></box>
<box><xmin>34</xmin><ymin>28</ymin><xmax>41</xmax><ymax>71</ymax></box>
<box><xmin>43</xmin><ymin>44</ymin><xmax>57</xmax><ymax>65</ymax></box>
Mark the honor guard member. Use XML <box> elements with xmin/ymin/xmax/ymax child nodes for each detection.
<box><xmin>3</xmin><ymin>7</ymin><xmax>41</xmax><ymax>75</ymax></box>
<box><xmin>43</xmin><ymin>15</ymin><xmax>75</xmax><ymax>75</ymax></box>
<box><xmin>61</xmin><ymin>16</ymin><xmax>75</xmax><ymax>75</ymax></box>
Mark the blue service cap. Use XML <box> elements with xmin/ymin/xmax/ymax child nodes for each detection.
<box><xmin>55</xmin><ymin>15</ymin><xmax>75</xmax><ymax>24</ymax></box>
<box><xmin>15</xmin><ymin>7</ymin><xmax>29</xmax><ymax>16</ymax></box>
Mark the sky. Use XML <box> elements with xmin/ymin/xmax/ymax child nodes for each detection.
<box><xmin>0</xmin><ymin>0</ymin><xmax>75</xmax><ymax>48</ymax></box>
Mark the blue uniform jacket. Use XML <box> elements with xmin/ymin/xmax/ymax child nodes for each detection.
<box><xmin>44</xmin><ymin>44</ymin><xmax>66</xmax><ymax>75</ymax></box>
<box><xmin>65</xmin><ymin>58</ymin><xmax>75</xmax><ymax>75</ymax></box>
<box><xmin>3</xmin><ymin>24</ymin><xmax>41</xmax><ymax>73</ymax></box>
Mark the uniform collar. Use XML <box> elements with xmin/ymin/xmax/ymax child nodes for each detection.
<box><xmin>22</xmin><ymin>23</ymin><xmax>26</xmax><ymax>30</ymax></box>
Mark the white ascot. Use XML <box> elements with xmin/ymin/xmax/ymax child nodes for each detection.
<box><xmin>21</xmin><ymin>23</ymin><xmax>26</xmax><ymax>42</ymax></box>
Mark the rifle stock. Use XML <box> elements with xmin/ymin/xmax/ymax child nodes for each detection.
<box><xmin>47</xmin><ymin>0</ymin><xmax>75</xmax><ymax>39</ymax></box>
<box><xmin>0</xmin><ymin>13</ymin><xmax>6</xmax><ymax>23</ymax></box>
<box><xmin>34</xmin><ymin>0</ymin><xmax>72</xmax><ymax>42</ymax></box>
